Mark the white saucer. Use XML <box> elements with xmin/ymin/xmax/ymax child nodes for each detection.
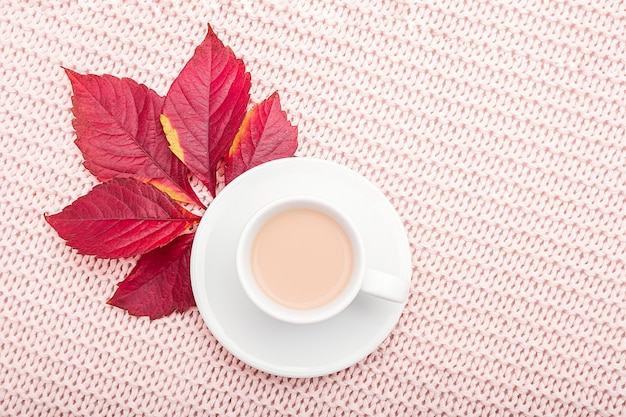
<box><xmin>190</xmin><ymin>158</ymin><xmax>412</xmax><ymax>378</ymax></box>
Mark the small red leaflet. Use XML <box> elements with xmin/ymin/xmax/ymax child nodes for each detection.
<box><xmin>224</xmin><ymin>92</ymin><xmax>298</xmax><ymax>184</ymax></box>
<box><xmin>45</xmin><ymin>178</ymin><xmax>200</xmax><ymax>258</ymax></box>
<box><xmin>161</xmin><ymin>24</ymin><xmax>251</xmax><ymax>197</ymax></box>
<box><xmin>66</xmin><ymin>69</ymin><xmax>202</xmax><ymax>207</ymax></box>
<box><xmin>107</xmin><ymin>233</ymin><xmax>196</xmax><ymax>319</ymax></box>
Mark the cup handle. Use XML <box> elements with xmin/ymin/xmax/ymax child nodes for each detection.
<box><xmin>360</xmin><ymin>269</ymin><xmax>410</xmax><ymax>303</ymax></box>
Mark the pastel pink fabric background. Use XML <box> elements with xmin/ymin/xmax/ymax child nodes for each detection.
<box><xmin>2</xmin><ymin>0</ymin><xmax>625</xmax><ymax>415</ymax></box>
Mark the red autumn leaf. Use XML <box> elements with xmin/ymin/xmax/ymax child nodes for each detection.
<box><xmin>161</xmin><ymin>24</ymin><xmax>251</xmax><ymax>196</ymax></box>
<box><xmin>107</xmin><ymin>233</ymin><xmax>195</xmax><ymax>319</ymax></box>
<box><xmin>65</xmin><ymin>68</ymin><xmax>202</xmax><ymax>206</ymax></box>
<box><xmin>50</xmin><ymin>22</ymin><xmax>302</xmax><ymax>319</ymax></box>
<box><xmin>224</xmin><ymin>92</ymin><xmax>298</xmax><ymax>184</ymax></box>
<box><xmin>45</xmin><ymin>178</ymin><xmax>200</xmax><ymax>258</ymax></box>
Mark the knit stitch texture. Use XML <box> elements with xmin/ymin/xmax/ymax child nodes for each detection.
<box><xmin>1</xmin><ymin>0</ymin><xmax>625</xmax><ymax>416</ymax></box>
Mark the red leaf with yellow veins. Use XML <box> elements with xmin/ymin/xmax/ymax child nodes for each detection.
<box><xmin>45</xmin><ymin>178</ymin><xmax>200</xmax><ymax>258</ymax></box>
<box><xmin>161</xmin><ymin>24</ymin><xmax>251</xmax><ymax>196</ymax></box>
<box><xmin>65</xmin><ymin>69</ymin><xmax>202</xmax><ymax>206</ymax></box>
<box><xmin>224</xmin><ymin>92</ymin><xmax>298</xmax><ymax>184</ymax></box>
<box><xmin>108</xmin><ymin>233</ymin><xmax>195</xmax><ymax>319</ymax></box>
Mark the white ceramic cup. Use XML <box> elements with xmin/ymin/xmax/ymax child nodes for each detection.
<box><xmin>236</xmin><ymin>196</ymin><xmax>409</xmax><ymax>324</ymax></box>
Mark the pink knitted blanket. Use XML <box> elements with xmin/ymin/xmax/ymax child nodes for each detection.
<box><xmin>2</xmin><ymin>1</ymin><xmax>625</xmax><ymax>415</ymax></box>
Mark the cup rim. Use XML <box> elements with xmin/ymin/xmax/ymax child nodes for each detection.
<box><xmin>236</xmin><ymin>195</ymin><xmax>365</xmax><ymax>324</ymax></box>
